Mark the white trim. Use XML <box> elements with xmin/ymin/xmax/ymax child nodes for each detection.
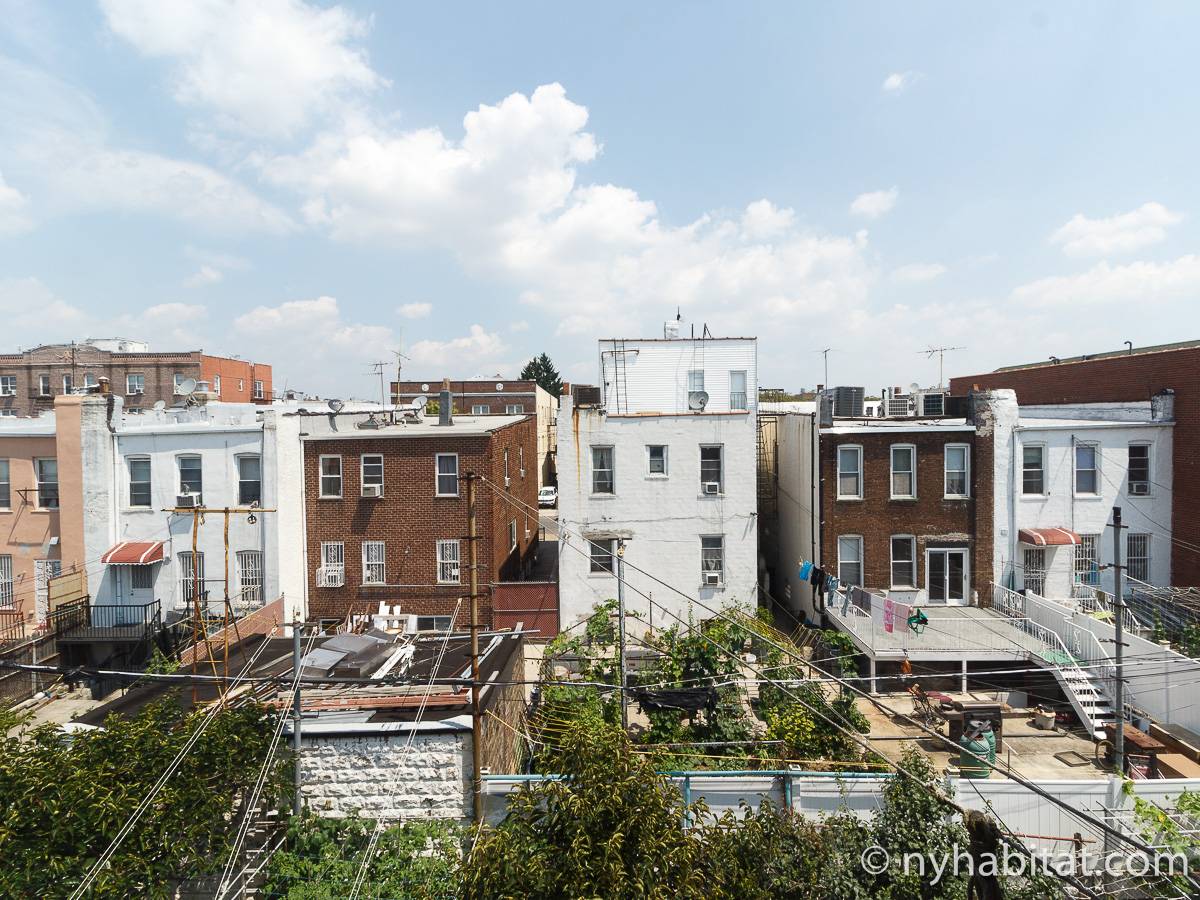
<box><xmin>943</xmin><ymin>443</ymin><xmax>970</xmax><ymax>499</ymax></box>
<box><xmin>889</xmin><ymin>443</ymin><xmax>916</xmax><ymax>500</ymax></box>
<box><xmin>435</xmin><ymin>452</ymin><xmax>459</xmax><ymax>497</ymax></box>
<box><xmin>1072</xmin><ymin>441</ymin><xmax>1100</xmax><ymax>497</ymax></box>
<box><xmin>436</xmin><ymin>539</ymin><xmax>461</xmax><ymax>584</ymax></box>
<box><xmin>361</xmin><ymin>540</ymin><xmax>386</xmax><ymax>585</ymax></box>
<box><xmin>646</xmin><ymin>444</ymin><xmax>669</xmax><ymax>477</ymax></box>
<box><xmin>836</xmin><ymin>444</ymin><xmax>863</xmax><ymax>500</ymax></box>
<box><xmin>318</xmin><ymin>454</ymin><xmax>343</xmax><ymax>498</ymax></box>
<box><xmin>360</xmin><ymin>453</ymin><xmax>384</xmax><ymax>496</ymax></box>
<box><xmin>837</xmin><ymin>534</ymin><xmax>863</xmax><ymax>587</ymax></box>
<box><xmin>1020</xmin><ymin>442</ymin><xmax>1046</xmax><ymax>497</ymax></box>
<box><xmin>925</xmin><ymin>547</ymin><xmax>969</xmax><ymax>605</ymax></box>
<box><xmin>889</xmin><ymin>534</ymin><xmax>916</xmax><ymax>588</ymax></box>
<box><xmin>1127</xmin><ymin>441</ymin><xmax>1152</xmax><ymax>497</ymax></box>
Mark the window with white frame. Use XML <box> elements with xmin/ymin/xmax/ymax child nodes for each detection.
<box><xmin>701</xmin><ymin>535</ymin><xmax>724</xmax><ymax>584</ymax></box>
<box><xmin>319</xmin><ymin>542</ymin><xmax>345</xmax><ymax>587</ymax></box>
<box><xmin>253</xmin><ymin>380</ymin><xmax>264</xmax><ymax>400</ymax></box>
<box><xmin>238</xmin><ymin>455</ymin><xmax>262</xmax><ymax>505</ymax></box>
<box><xmin>1022</xmin><ymin>444</ymin><xmax>1045</xmax><ymax>495</ymax></box>
<box><xmin>237</xmin><ymin>550</ymin><xmax>263</xmax><ymax>606</ymax></box>
<box><xmin>890</xmin><ymin>445</ymin><xmax>915</xmax><ymax>499</ymax></box>
<box><xmin>509</xmin><ymin>519</ymin><xmax>518</xmax><ymax>551</ymax></box>
<box><xmin>505</xmin><ymin>403</ymin><xmax>524</xmax><ymax>414</ymax></box>
<box><xmin>178</xmin><ymin>551</ymin><xmax>205</xmax><ymax>604</ymax></box>
<box><xmin>173</xmin><ymin>373</ymin><xmax>187</xmax><ymax>395</ymax></box>
<box><xmin>591</xmin><ymin>446</ymin><xmax>614</xmax><ymax>494</ymax></box>
<box><xmin>435</xmin><ymin>453</ymin><xmax>458</xmax><ymax>496</ymax></box>
<box><xmin>688</xmin><ymin>370</ymin><xmax>705</xmax><ymax>393</ymax></box>
<box><xmin>238</xmin><ymin>379</ymin><xmax>244</xmax><ymax>392</ymax></box>
<box><xmin>62</xmin><ymin>374</ymin><xmax>73</xmax><ymax>394</ymax></box>
<box><xmin>1023</xmin><ymin>548</ymin><xmax>1046</xmax><ymax>596</ymax></box>
<box><xmin>700</xmin><ymin>445</ymin><xmax>723</xmax><ymax>493</ymax></box>
<box><xmin>35</xmin><ymin>458</ymin><xmax>58</xmax><ymax>509</ymax></box>
<box><xmin>319</xmin><ymin>455</ymin><xmax>343</xmax><ymax>498</ymax></box>
<box><xmin>0</xmin><ymin>410</ymin><xmax>15</xmax><ymax>417</ymax></box>
<box><xmin>891</xmin><ymin>536</ymin><xmax>916</xmax><ymax>587</ymax></box>
<box><xmin>360</xmin><ymin>454</ymin><xmax>384</xmax><ymax>496</ymax></box>
<box><xmin>213</xmin><ymin>374</ymin><xmax>221</xmax><ymax>395</ymax></box>
<box><xmin>0</xmin><ymin>376</ymin><xmax>14</xmax><ymax>396</ymax></box>
<box><xmin>647</xmin><ymin>445</ymin><xmax>668</xmax><ymax>476</ymax></box>
<box><xmin>437</xmin><ymin>540</ymin><xmax>461</xmax><ymax>583</ymax></box>
<box><xmin>126</xmin><ymin>373</ymin><xmax>144</xmax><ymax>394</ymax></box>
<box><xmin>472</xmin><ymin>404</ymin><xmax>491</xmax><ymax>414</ymax></box>
<box><xmin>0</xmin><ymin>459</ymin><xmax>9</xmax><ymax>509</ymax></box>
<box><xmin>0</xmin><ymin>555</ymin><xmax>12</xmax><ymax>609</ymax></box>
<box><xmin>362</xmin><ymin>541</ymin><xmax>386</xmax><ymax>585</ymax></box>
<box><xmin>589</xmin><ymin>538</ymin><xmax>616</xmax><ymax>573</ymax></box>
<box><xmin>178</xmin><ymin>455</ymin><xmax>202</xmax><ymax>499</ymax></box>
<box><xmin>729</xmin><ymin>371</ymin><xmax>747</xmax><ymax>410</ymax></box>
<box><xmin>944</xmin><ymin>444</ymin><xmax>970</xmax><ymax>498</ymax></box>
<box><xmin>837</xmin><ymin>535</ymin><xmax>863</xmax><ymax>587</ymax></box>
<box><xmin>1127</xmin><ymin>533</ymin><xmax>1151</xmax><ymax>583</ymax></box>
<box><xmin>1074</xmin><ymin>444</ymin><xmax>1099</xmax><ymax>495</ymax></box>
<box><xmin>82</xmin><ymin>373</ymin><xmax>97</xmax><ymax>390</ymax></box>
<box><xmin>128</xmin><ymin>457</ymin><xmax>151</xmax><ymax>507</ymax></box>
<box><xmin>1128</xmin><ymin>443</ymin><xmax>1151</xmax><ymax>496</ymax></box>
<box><xmin>1075</xmin><ymin>534</ymin><xmax>1100</xmax><ymax>586</ymax></box>
<box><xmin>837</xmin><ymin>445</ymin><xmax>863</xmax><ymax>499</ymax></box>
<box><xmin>37</xmin><ymin>375</ymin><xmax>51</xmax><ymax>396</ymax></box>
<box><xmin>416</xmin><ymin>615</ymin><xmax>453</xmax><ymax>632</ymax></box>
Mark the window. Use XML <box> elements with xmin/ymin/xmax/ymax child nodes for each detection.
<box><xmin>360</xmin><ymin>454</ymin><xmax>383</xmax><ymax>496</ymax></box>
<box><xmin>0</xmin><ymin>459</ymin><xmax>8</xmax><ymax>509</ymax></box>
<box><xmin>1022</xmin><ymin>445</ymin><xmax>1045</xmax><ymax>495</ymax></box>
<box><xmin>591</xmin><ymin>446</ymin><xmax>615</xmax><ymax>494</ymax></box>
<box><xmin>237</xmin><ymin>551</ymin><xmax>263</xmax><ymax>605</ymax></box>
<box><xmin>503</xmin><ymin>449</ymin><xmax>510</xmax><ymax>483</ymax></box>
<box><xmin>701</xmin><ymin>535</ymin><xmax>725</xmax><ymax>584</ymax></box>
<box><xmin>212</xmin><ymin>374</ymin><xmax>221</xmax><ymax>395</ymax></box>
<box><xmin>1023</xmin><ymin>548</ymin><xmax>1046</xmax><ymax>596</ymax></box>
<box><xmin>700</xmin><ymin>445</ymin><xmax>723</xmax><ymax>493</ymax></box>
<box><xmin>38</xmin><ymin>375</ymin><xmax>51</xmax><ymax>397</ymax></box>
<box><xmin>362</xmin><ymin>541</ymin><xmax>386</xmax><ymax>585</ymax></box>
<box><xmin>35</xmin><ymin>458</ymin><xmax>58</xmax><ymax>509</ymax></box>
<box><xmin>518</xmin><ymin>446</ymin><xmax>525</xmax><ymax>477</ymax></box>
<box><xmin>647</xmin><ymin>445</ymin><xmax>668</xmax><ymax>476</ymax></box>
<box><xmin>238</xmin><ymin>379</ymin><xmax>244</xmax><ymax>392</ymax></box>
<box><xmin>589</xmin><ymin>538</ymin><xmax>616</xmax><ymax>573</ymax></box>
<box><xmin>178</xmin><ymin>455</ymin><xmax>202</xmax><ymax>499</ymax></box>
<box><xmin>837</xmin><ymin>536</ymin><xmax>863</xmax><ymax>587</ymax></box>
<box><xmin>253</xmin><ymin>380</ymin><xmax>264</xmax><ymax>400</ymax></box>
<box><xmin>472</xmin><ymin>404</ymin><xmax>491</xmax><ymax>414</ymax></box>
<box><xmin>729</xmin><ymin>371</ymin><xmax>747</xmax><ymax>410</ymax></box>
<box><xmin>128</xmin><ymin>457</ymin><xmax>151</xmax><ymax>507</ymax></box>
<box><xmin>319</xmin><ymin>542</ymin><xmax>345</xmax><ymax>587</ymax></box>
<box><xmin>1128</xmin><ymin>444</ymin><xmax>1150</xmax><ymax>496</ymax></box>
<box><xmin>1074</xmin><ymin>444</ymin><xmax>1099</xmax><ymax>495</ymax></box>
<box><xmin>944</xmin><ymin>444</ymin><xmax>970</xmax><ymax>498</ymax></box>
<box><xmin>173</xmin><ymin>373</ymin><xmax>187</xmax><ymax>395</ymax></box>
<box><xmin>1075</xmin><ymin>534</ymin><xmax>1100</xmax><ymax>586</ymax></box>
<box><xmin>130</xmin><ymin>565</ymin><xmax>153</xmax><ymax>590</ymax></box>
<box><xmin>0</xmin><ymin>376</ymin><xmax>14</xmax><ymax>396</ymax></box>
<box><xmin>928</xmin><ymin>548</ymin><xmax>968</xmax><ymax>603</ymax></box>
<box><xmin>416</xmin><ymin>615</ymin><xmax>453</xmax><ymax>632</ymax></box>
<box><xmin>688</xmin><ymin>370</ymin><xmax>705</xmax><ymax>393</ymax></box>
<box><xmin>437</xmin><ymin>540</ymin><xmax>461</xmax><ymax>584</ymax></box>
<box><xmin>82</xmin><ymin>373</ymin><xmax>97</xmax><ymax>391</ymax></box>
<box><xmin>62</xmin><ymin>374</ymin><xmax>73</xmax><ymax>394</ymax></box>
<box><xmin>837</xmin><ymin>445</ymin><xmax>863</xmax><ymax>499</ymax></box>
<box><xmin>891</xmin><ymin>536</ymin><xmax>916</xmax><ymax>587</ymax></box>
<box><xmin>0</xmin><ymin>556</ymin><xmax>11</xmax><ymax>609</ymax></box>
<box><xmin>505</xmin><ymin>403</ymin><xmax>524</xmax><ymax>414</ymax></box>
<box><xmin>435</xmin><ymin>453</ymin><xmax>459</xmax><ymax>496</ymax></box>
<box><xmin>509</xmin><ymin>519</ymin><xmax>518</xmax><ymax>551</ymax></box>
<box><xmin>126</xmin><ymin>373</ymin><xmax>144</xmax><ymax>394</ymax></box>
<box><xmin>319</xmin><ymin>455</ymin><xmax>343</xmax><ymax>498</ymax></box>
<box><xmin>890</xmin><ymin>445</ymin><xmax>915</xmax><ymax>499</ymax></box>
<box><xmin>1127</xmin><ymin>533</ymin><xmax>1150</xmax><ymax>583</ymax></box>
<box><xmin>0</xmin><ymin>410</ymin><xmax>15</xmax><ymax>417</ymax></box>
<box><xmin>238</xmin><ymin>455</ymin><xmax>262</xmax><ymax>505</ymax></box>
<box><xmin>179</xmin><ymin>551</ymin><xmax>205</xmax><ymax>604</ymax></box>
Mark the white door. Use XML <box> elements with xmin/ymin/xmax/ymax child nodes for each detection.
<box><xmin>926</xmin><ymin>549</ymin><xmax>968</xmax><ymax>606</ymax></box>
<box><xmin>129</xmin><ymin>565</ymin><xmax>155</xmax><ymax>606</ymax></box>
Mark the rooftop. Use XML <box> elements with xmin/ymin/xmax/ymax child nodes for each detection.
<box><xmin>991</xmin><ymin>339</ymin><xmax>1200</xmax><ymax>373</ymax></box>
<box><xmin>820</xmin><ymin>417</ymin><xmax>975</xmax><ymax>434</ymax></box>
<box><xmin>295</xmin><ymin>410</ymin><xmax>528</xmax><ymax>440</ymax></box>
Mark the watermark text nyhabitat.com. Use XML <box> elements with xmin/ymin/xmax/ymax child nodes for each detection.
<box><xmin>859</xmin><ymin>843</ymin><xmax>1190</xmax><ymax>883</ymax></box>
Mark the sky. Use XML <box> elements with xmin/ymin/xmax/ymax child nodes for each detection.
<box><xmin>1</xmin><ymin>2</ymin><xmax>1199</xmax><ymax>399</ymax></box>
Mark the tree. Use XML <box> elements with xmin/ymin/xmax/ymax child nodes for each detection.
<box><xmin>519</xmin><ymin>354</ymin><xmax>564</xmax><ymax>397</ymax></box>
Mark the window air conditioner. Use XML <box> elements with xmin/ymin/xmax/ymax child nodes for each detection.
<box><xmin>519</xmin><ymin>468</ymin><xmax>526</xmax><ymax>479</ymax></box>
<box><xmin>504</xmin><ymin>476</ymin><xmax>511</xmax><ymax>488</ymax></box>
<box><xmin>1130</xmin><ymin>483</ymin><xmax>1149</xmax><ymax>496</ymax></box>
<box><xmin>703</xmin><ymin>572</ymin><xmax>721</xmax><ymax>586</ymax></box>
<box><xmin>176</xmin><ymin>493</ymin><xmax>200</xmax><ymax>508</ymax></box>
<box><xmin>361</xmin><ymin>484</ymin><xmax>383</xmax><ymax>498</ymax></box>
<box><xmin>703</xmin><ymin>481</ymin><xmax>721</xmax><ymax>495</ymax></box>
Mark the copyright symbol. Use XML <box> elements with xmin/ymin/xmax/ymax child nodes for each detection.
<box><xmin>861</xmin><ymin>844</ymin><xmax>890</xmax><ymax>875</ymax></box>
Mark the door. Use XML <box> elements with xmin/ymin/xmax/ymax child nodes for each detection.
<box><xmin>926</xmin><ymin>549</ymin><xmax>968</xmax><ymax>605</ymax></box>
<box><xmin>129</xmin><ymin>565</ymin><xmax>154</xmax><ymax>607</ymax></box>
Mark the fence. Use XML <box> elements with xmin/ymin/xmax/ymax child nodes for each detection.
<box><xmin>0</xmin><ymin>630</ymin><xmax>58</xmax><ymax>707</ymax></box>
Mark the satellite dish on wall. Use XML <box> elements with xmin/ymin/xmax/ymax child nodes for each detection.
<box><xmin>178</xmin><ymin>377</ymin><xmax>198</xmax><ymax>396</ymax></box>
<box><xmin>687</xmin><ymin>390</ymin><xmax>710</xmax><ymax>411</ymax></box>
<box><xmin>327</xmin><ymin>398</ymin><xmax>345</xmax><ymax>413</ymax></box>
<box><xmin>152</xmin><ymin>400</ymin><xmax>167</xmax><ymax>412</ymax></box>
<box><xmin>496</xmin><ymin>382</ymin><xmax>504</xmax><ymax>391</ymax></box>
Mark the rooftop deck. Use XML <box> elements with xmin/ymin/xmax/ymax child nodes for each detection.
<box><xmin>828</xmin><ymin>602</ymin><xmax>1049</xmax><ymax>661</ymax></box>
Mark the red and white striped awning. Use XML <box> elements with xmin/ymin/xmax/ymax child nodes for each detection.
<box><xmin>101</xmin><ymin>540</ymin><xmax>166</xmax><ymax>564</ymax></box>
<box><xmin>1018</xmin><ymin>527</ymin><xmax>1081</xmax><ymax>547</ymax></box>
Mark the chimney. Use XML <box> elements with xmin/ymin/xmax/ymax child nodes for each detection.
<box><xmin>438</xmin><ymin>378</ymin><xmax>453</xmax><ymax>426</ymax></box>
<box><xmin>1152</xmin><ymin>388</ymin><xmax>1175</xmax><ymax>422</ymax></box>
<box><xmin>97</xmin><ymin>376</ymin><xmax>110</xmax><ymax>395</ymax></box>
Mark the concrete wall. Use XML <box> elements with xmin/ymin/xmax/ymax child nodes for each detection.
<box><xmin>774</xmin><ymin>413</ymin><xmax>819</xmax><ymax>620</ymax></box>
<box><xmin>598</xmin><ymin>338</ymin><xmax>757</xmax><ymax>415</ymax></box>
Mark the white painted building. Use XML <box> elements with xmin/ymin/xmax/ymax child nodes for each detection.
<box><xmin>557</xmin><ymin>333</ymin><xmax>758</xmax><ymax>630</ymax></box>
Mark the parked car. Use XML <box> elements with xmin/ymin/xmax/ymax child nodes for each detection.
<box><xmin>538</xmin><ymin>486</ymin><xmax>558</xmax><ymax>508</ymax></box>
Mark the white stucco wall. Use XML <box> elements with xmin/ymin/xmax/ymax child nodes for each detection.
<box><xmin>773</xmin><ymin>412</ymin><xmax>819</xmax><ymax>620</ymax></box>
<box><xmin>300</xmin><ymin>728</ymin><xmax>471</xmax><ymax>820</ymax></box>
<box><xmin>266</xmin><ymin>410</ymin><xmax>307</xmax><ymax>625</ymax></box>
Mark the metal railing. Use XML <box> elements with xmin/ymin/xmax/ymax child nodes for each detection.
<box><xmin>316</xmin><ymin>566</ymin><xmax>345</xmax><ymax>588</ymax></box>
<box><xmin>49</xmin><ymin>597</ymin><xmax>161</xmax><ymax>642</ymax></box>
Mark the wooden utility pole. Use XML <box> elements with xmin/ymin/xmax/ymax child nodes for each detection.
<box><xmin>1111</xmin><ymin>506</ymin><xmax>1126</xmax><ymax>777</ymax></box>
<box><xmin>466</xmin><ymin>472</ymin><xmax>483</xmax><ymax>823</ymax></box>
<box><xmin>292</xmin><ymin>617</ymin><xmax>303</xmax><ymax>817</ymax></box>
<box><xmin>616</xmin><ymin>539</ymin><xmax>629</xmax><ymax>730</ymax></box>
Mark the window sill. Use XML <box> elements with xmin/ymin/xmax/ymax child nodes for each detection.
<box><xmin>942</xmin><ymin>495</ymin><xmax>971</xmax><ymax>501</ymax></box>
<box><xmin>889</xmin><ymin>496</ymin><xmax>917</xmax><ymax>502</ymax></box>
<box><xmin>1073</xmin><ymin>494</ymin><xmax>1103</xmax><ymax>501</ymax></box>
<box><xmin>1019</xmin><ymin>494</ymin><xmax>1048</xmax><ymax>500</ymax></box>
<box><xmin>700</xmin><ymin>583</ymin><xmax>726</xmax><ymax>591</ymax></box>
<box><xmin>698</xmin><ymin>493</ymin><xmax>725</xmax><ymax>499</ymax></box>
<box><xmin>645</xmin><ymin>474</ymin><xmax>669</xmax><ymax>480</ymax></box>
<box><xmin>318</xmin><ymin>495</ymin><xmax>344</xmax><ymax>501</ymax></box>
<box><xmin>589</xmin><ymin>493</ymin><xmax>617</xmax><ymax>499</ymax></box>
<box><xmin>836</xmin><ymin>496</ymin><xmax>863</xmax><ymax>502</ymax></box>
<box><xmin>588</xmin><ymin>572</ymin><xmax>615</xmax><ymax>578</ymax></box>
<box><xmin>434</xmin><ymin>493</ymin><xmax>460</xmax><ymax>499</ymax></box>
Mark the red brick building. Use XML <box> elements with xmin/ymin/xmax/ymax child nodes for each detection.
<box><xmin>301</xmin><ymin>411</ymin><xmax>539</xmax><ymax>627</ymax></box>
<box><xmin>819</xmin><ymin>408</ymin><xmax>994</xmax><ymax>605</ymax></box>
<box><xmin>950</xmin><ymin>340</ymin><xmax>1198</xmax><ymax>585</ymax></box>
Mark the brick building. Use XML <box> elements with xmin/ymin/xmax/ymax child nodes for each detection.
<box><xmin>300</xmin><ymin>408</ymin><xmax>539</xmax><ymax>627</ymax></box>
<box><xmin>0</xmin><ymin>339</ymin><xmax>272</xmax><ymax>417</ymax></box>
<box><xmin>950</xmin><ymin>340</ymin><xmax>1198</xmax><ymax>586</ymax></box>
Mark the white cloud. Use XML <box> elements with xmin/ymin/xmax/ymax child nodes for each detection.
<box><xmin>144</xmin><ymin>301</ymin><xmax>206</xmax><ymax>322</ymax></box>
<box><xmin>184</xmin><ymin>265</ymin><xmax>223</xmax><ymax>287</ymax></box>
<box><xmin>882</xmin><ymin>71</ymin><xmax>918</xmax><ymax>94</ymax></box>
<box><xmin>1011</xmin><ymin>255</ymin><xmax>1200</xmax><ymax>308</ymax></box>
<box><xmin>0</xmin><ymin>276</ymin><xmax>86</xmax><ymax>336</ymax></box>
<box><xmin>100</xmin><ymin>0</ymin><xmax>384</xmax><ymax>138</ymax></box>
<box><xmin>891</xmin><ymin>262</ymin><xmax>947</xmax><ymax>283</ymax></box>
<box><xmin>408</xmin><ymin>325</ymin><xmax>508</xmax><ymax>371</ymax></box>
<box><xmin>0</xmin><ymin>170</ymin><xmax>32</xmax><ymax>235</ymax></box>
<box><xmin>1049</xmin><ymin>202</ymin><xmax>1183</xmax><ymax>258</ymax></box>
<box><xmin>398</xmin><ymin>302</ymin><xmax>432</xmax><ymax>319</ymax></box>
<box><xmin>509</xmin><ymin>320</ymin><xmax>530</xmax><ymax>333</ymax></box>
<box><xmin>850</xmin><ymin>187</ymin><xmax>898</xmax><ymax>219</ymax></box>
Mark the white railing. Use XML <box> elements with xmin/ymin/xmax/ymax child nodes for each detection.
<box><xmin>827</xmin><ymin>595</ymin><xmax>874</xmax><ymax>648</ymax></box>
<box><xmin>317</xmin><ymin>566</ymin><xmax>345</xmax><ymax>588</ymax></box>
<box><xmin>991</xmin><ymin>584</ymin><xmax>1026</xmax><ymax>620</ymax></box>
<box><xmin>1071</xmin><ymin>581</ymin><xmax>1143</xmax><ymax>633</ymax></box>
<box><xmin>1064</xmin><ymin>621</ymin><xmax>1134</xmax><ymax>724</ymax></box>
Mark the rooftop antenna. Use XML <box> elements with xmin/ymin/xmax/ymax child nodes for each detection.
<box><xmin>817</xmin><ymin>348</ymin><xmax>834</xmax><ymax>387</ymax></box>
<box><xmin>391</xmin><ymin>329</ymin><xmax>410</xmax><ymax>407</ymax></box>
<box><xmin>920</xmin><ymin>346</ymin><xmax>965</xmax><ymax>389</ymax></box>
<box><xmin>367</xmin><ymin>361</ymin><xmax>389</xmax><ymax>410</ymax></box>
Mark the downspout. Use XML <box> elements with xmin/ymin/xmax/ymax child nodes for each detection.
<box><xmin>1008</xmin><ymin>425</ymin><xmax>1017</xmax><ymax>591</ymax></box>
<box><xmin>813</xmin><ymin>412</ymin><xmax>823</xmax><ymax>616</ymax></box>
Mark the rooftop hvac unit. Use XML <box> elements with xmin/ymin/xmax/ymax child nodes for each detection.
<box><xmin>361</xmin><ymin>484</ymin><xmax>383</xmax><ymax>498</ymax></box>
<box><xmin>574</xmin><ymin>385</ymin><xmax>602</xmax><ymax>406</ymax></box>
<box><xmin>831</xmin><ymin>386</ymin><xmax>865</xmax><ymax>418</ymax></box>
<box><xmin>919</xmin><ymin>392</ymin><xmax>946</xmax><ymax>417</ymax></box>
<box><xmin>886</xmin><ymin>396</ymin><xmax>913</xmax><ymax>417</ymax></box>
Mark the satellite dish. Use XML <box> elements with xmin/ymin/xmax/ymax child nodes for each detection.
<box><xmin>152</xmin><ymin>400</ymin><xmax>167</xmax><ymax>412</ymax></box>
<box><xmin>178</xmin><ymin>377</ymin><xmax>198</xmax><ymax>396</ymax></box>
<box><xmin>327</xmin><ymin>398</ymin><xmax>345</xmax><ymax>413</ymax></box>
<box><xmin>411</xmin><ymin>394</ymin><xmax>428</xmax><ymax>412</ymax></box>
<box><xmin>420</xmin><ymin>383</ymin><xmax>430</xmax><ymax>392</ymax></box>
<box><xmin>687</xmin><ymin>390</ymin><xmax>710</xmax><ymax>411</ymax></box>
<box><xmin>909</xmin><ymin>382</ymin><xmax>921</xmax><ymax>394</ymax></box>
<box><xmin>496</xmin><ymin>382</ymin><xmax>504</xmax><ymax>391</ymax></box>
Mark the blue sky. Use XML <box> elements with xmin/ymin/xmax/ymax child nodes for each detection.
<box><xmin>1</xmin><ymin>1</ymin><xmax>1198</xmax><ymax>398</ymax></box>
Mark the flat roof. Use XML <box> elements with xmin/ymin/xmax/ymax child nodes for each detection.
<box><xmin>1017</xmin><ymin>418</ymin><xmax>1173</xmax><ymax>430</ymax></box>
<box><xmin>297</xmin><ymin>411</ymin><xmax>527</xmax><ymax>440</ymax></box>
<box><xmin>821</xmin><ymin>418</ymin><xmax>975</xmax><ymax>434</ymax></box>
<box><xmin>991</xmin><ymin>339</ymin><xmax>1200</xmax><ymax>373</ymax></box>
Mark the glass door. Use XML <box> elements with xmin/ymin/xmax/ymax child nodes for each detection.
<box><xmin>927</xmin><ymin>549</ymin><xmax>968</xmax><ymax>606</ymax></box>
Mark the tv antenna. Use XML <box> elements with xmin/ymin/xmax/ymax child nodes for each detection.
<box><xmin>816</xmin><ymin>348</ymin><xmax>835</xmax><ymax>387</ymax></box>
<box><xmin>367</xmin><ymin>361</ymin><xmax>390</xmax><ymax>409</ymax></box>
<box><xmin>920</xmin><ymin>346</ymin><xmax>965</xmax><ymax>388</ymax></box>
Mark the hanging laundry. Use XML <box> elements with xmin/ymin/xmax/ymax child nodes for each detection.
<box><xmin>811</xmin><ymin>568</ymin><xmax>826</xmax><ymax>592</ymax></box>
<box><xmin>883</xmin><ymin>598</ymin><xmax>895</xmax><ymax>633</ymax></box>
<box><xmin>826</xmin><ymin>575</ymin><xmax>840</xmax><ymax>595</ymax></box>
<box><xmin>799</xmin><ymin>560</ymin><xmax>813</xmax><ymax>581</ymax></box>
<box><xmin>841</xmin><ymin>588</ymin><xmax>852</xmax><ymax>616</ymax></box>
<box><xmin>852</xmin><ymin>586</ymin><xmax>872</xmax><ymax>613</ymax></box>
<box><xmin>907</xmin><ymin>608</ymin><xmax>929</xmax><ymax>635</ymax></box>
<box><xmin>894</xmin><ymin>602</ymin><xmax>910</xmax><ymax>634</ymax></box>
<box><xmin>900</xmin><ymin>655</ymin><xmax>913</xmax><ymax>676</ymax></box>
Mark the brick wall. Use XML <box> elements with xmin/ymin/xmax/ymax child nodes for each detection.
<box><xmin>951</xmin><ymin>346</ymin><xmax>1198</xmax><ymax>585</ymax></box>
<box><xmin>491</xmin><ymin>581</ymin><xmax>559</xmax><ymax>638</ymax></box>
<box><xmin>391</xmin><ymin>380</ymin><xmax>537</xmax><ymax>414</ymax></box>
<box><xmin>820</xmin><ymin>429</ymin><xmax>993</xmax><ymax>599</ymax></box>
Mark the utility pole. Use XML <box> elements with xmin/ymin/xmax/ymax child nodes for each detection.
<box><xmin>466</xmin><ymin>472</ymin><xmax>483</xmax><ymax>823</ymax></box>
<box><xmin>821</xmin><ymin>348</ymin><xmax>831</xmax><ymax>387</ymax></box>
<box><xmin>616</xmin><ymin>540</ymin><xmax>629</xmax><ymax>730</ymax></box>
<box><xmin>292</xmin><ymin>617</ymin><xmax>303</xmax><ymax>818</ymax></box>
<box><xmin>1111</xmin><ymin>506</ymin><xmax>1126</xmax><ymax>778</ymax></box>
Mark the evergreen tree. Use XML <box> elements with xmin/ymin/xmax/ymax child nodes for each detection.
<box><xmin>519</xmin><ymin>353</ymin><xmax>564</xmax><ymax>397</ymax></box>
